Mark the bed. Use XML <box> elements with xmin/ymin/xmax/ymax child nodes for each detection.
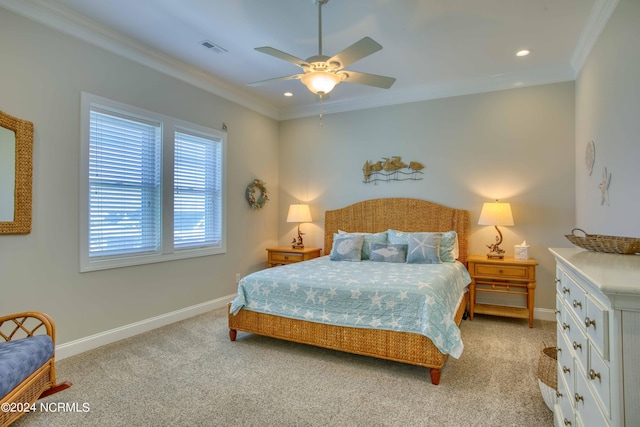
<box><xmin>228</xmin><ymin>198</ymin><xmax>470</xmax><ymax>384</ymax></box>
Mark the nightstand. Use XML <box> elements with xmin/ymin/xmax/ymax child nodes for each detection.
<box><xmin>266</xmin><ymin>247</ymin><xmax>321</xmax><ymax>267</ymax></box>
<box><xmin>467</xmin><ymin>254</ymin><xmax>538</xmax><ymax>328</ymax></box>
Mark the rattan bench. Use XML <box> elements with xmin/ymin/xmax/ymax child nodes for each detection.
<box><xmin>0</xmin><ymin>312</ymin><xmax>71</xmax><ymax>426</ymax></box>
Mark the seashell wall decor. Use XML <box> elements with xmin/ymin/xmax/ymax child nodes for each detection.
<box><xmin>362</xmin><ymin>156</ymin><xmax>424</xmax><ymax>184</ymax></box>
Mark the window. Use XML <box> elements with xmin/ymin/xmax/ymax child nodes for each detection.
<box><xmin>80</xmin><ymin>93</ymin><xmax>226</xmax><ymax>272</ymax></box>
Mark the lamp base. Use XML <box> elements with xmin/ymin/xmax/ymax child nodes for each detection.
<box><xmin>486</xmin><ymin>251</ymin><xmax>505</xmax><ymax>259</ymax></box>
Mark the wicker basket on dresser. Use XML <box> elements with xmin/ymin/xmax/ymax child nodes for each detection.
<box><xmin>550</xmin><ymin>248</ymin><xmax>640</xmax><ymax>427</ymax></box>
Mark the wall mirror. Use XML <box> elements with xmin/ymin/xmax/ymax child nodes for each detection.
<box><xmin>0</xmin><ymin>110</ymin><xmax>33</xmax><ymax>234</ymax></box>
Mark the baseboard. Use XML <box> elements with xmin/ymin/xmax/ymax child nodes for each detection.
<box><xmin>534</xmin><ymin>307</ymin><xmax>557</xmax><ymax>322</ymax></box>
<box><xmin>55</xmin><ymin>294</ymin><xmax>236</xmax><ymax>360</ymax></box>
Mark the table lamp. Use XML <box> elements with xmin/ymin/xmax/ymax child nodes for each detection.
<box><xmin>287</xmin><ymin>204</ymin><xmax>312</xmax><ymax>249</ymax></box>
<box><xmin>478</xmin><ymin>200</ymin><xmax>514</xmax><ymax>259</ymax></box>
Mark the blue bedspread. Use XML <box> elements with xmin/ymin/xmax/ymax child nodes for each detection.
<box><xmin>230</xmin><ymin>256</ymin><xmax>471</xmax><ymax>358</ymax></box>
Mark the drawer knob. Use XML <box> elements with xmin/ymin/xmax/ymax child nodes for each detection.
<box><xmin>589</xmin><ymin>369</ymin><xmax>602</xmax><ymax>381</ymax></box>
<box><xmin>572</xmin><ymin>341</ymin><xmax>582</xmax><ymax>351</ymax></box>
<box><xmin>284</xmin><ymin>255</ymin><xmax>289</xmax><ymax>260</ymax></box>
<box><xmin>557</xmin><ymin>347</ymin><xmax>562</xmax><ymax>353</ymax></box>
<box><xmin>562</xmin><ymin>322</ymin><xmax>570</xmax><ymax>331</ymax></box>
<box><xmin>585</xmin><ymin>317</ymin><xmax>596</xmax><ymax>328</ymax></box>
<box><xmin>554</xmin><ymin>309</ymin><xmax>561</xmax><ymax>315</ymax></box>
<box><xmin>563</xmin><ymin>418</ymin><xmax>572</xmax><ymax>426</ymax></box>
<box><xmin>574</xmin><ymin>393</ymin><xmax>584</xmax><ymax>403</ymax></box>
<box><xmin>562</xmin><ymin>287</ymin><xmax>570</xmax><ymax>294</ymax></box>
<box><xmin>556</xmin><ymin>390</ymin><xmax>563</xmax><ymax>398</ymax></box>
<box><xmin>572</xmin><ymin>300</ymin><xmax>582</xmax><ymax>309</ymax></box>
<box><xmin>562</xmin><ymin>365</ymin><xmax>571</xmax><ymax>374</ymax></box>
<box><xmin>555</xmin><ymin>278</ymin><xmax>561</xmax><ymax>283</ymax></box>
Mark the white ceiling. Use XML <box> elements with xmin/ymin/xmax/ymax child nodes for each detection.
<box><xmin>4</xmin><ymin>0</ymin><xmax>612</xmax><ymax>120</ymax></box>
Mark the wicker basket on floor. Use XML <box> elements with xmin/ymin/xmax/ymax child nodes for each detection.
<box><xmin>565</xmin><ymin>228</ymin><xmax>640</xmax><ymax>254</ymax></box>
<box><xmin>537</xmin><ymin>346</ymin><xmax>557</xmax><ymax>411</ymax></box>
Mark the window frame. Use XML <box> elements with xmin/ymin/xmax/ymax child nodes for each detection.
<box><xmin>80</xmin><ymin>92</ymin><xmax>226</xmax><ymax>272</ymax></box>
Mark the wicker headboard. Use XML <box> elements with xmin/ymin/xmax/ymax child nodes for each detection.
<box><xmin>324</xmin><ymin>198</ymin><xmax>469</xmax><ymax>264</ymax></box>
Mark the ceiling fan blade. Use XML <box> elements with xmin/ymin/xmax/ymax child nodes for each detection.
<box><xmin>255</xmin><ymin>47</ymin><xmax>310</xmax><ymax>68</ymax></box>
<box><xmin>341</xmin><ymin>70</ymin><xmax>396</xmax><ymax>89</ymax></box>
<box><xmin>328</xmin><ymin>37</ymin><xmax>383</xmax><ymax>69</ymax></box>
<box><xmin>247</xmin><ymin>74</ymin><xmax>302</xmax><ymax>87</ymax></box>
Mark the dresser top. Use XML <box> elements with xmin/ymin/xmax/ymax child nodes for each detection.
<box><xmin>550</xmin><ymin>247</ymin><xmax>640</xmax><ymax>295</ymax></box>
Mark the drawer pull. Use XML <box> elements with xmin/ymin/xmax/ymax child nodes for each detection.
<box><xmin>563</xmin><ymin>418</ymin><xmax>572</xmax><ymax>426</ymax></box>
<box><xmin>554</xmin><ymin>309</ymin><xmax>561</xmax><ymax>315</ymax></box>
<box><xmin>562</xmin><ymin>287</ymin><xmax>570</xmax><ymax>294</ymax></box>
<box><xmin>562</xmin><ymin>322</ymin><xmax>570</xmax><ymax>331</ymax></box>
<box><xmin>557</xmin><ymin>347</ymin><xmax>562</xmax><ymax>353</ymax></box>
<box><xmin>555</xmin><ymin>278</ymin><xmax>561</xmax><ymax>283</ymax></box>
<box><xmin>556</xmin><ymin>390</ymin><xmax>563</xmax><ymax>398</ymax></box>
<box><xmin>284</xmin><ymin>255</ymin><xmax>289</xmax><ymax>260</ymax></box>
<box><xmin>562</xmin><ymin>365</ymin><xmax>571</xmax><ymax>374</ymax></box>
<box><xmin>585</xmin><ymin>317</ymin><xmax>596</xmax><ymax>328</ymax></box>
<box><xmin>574</xmin><ymin>393</ymin><xmax>584</xmax><ymax>403</ymax></box>
<box><xmin>572</xmin><ymin>300</ymin><xmax>582</xmax><ymax>309</ymax></box>
<box><xmin>589</xmin><ymin>369</ymin><xmax>602</xmax><ymax>381</ymax></box>
<box><xmin>572</xmin><ymin>341</ymin><xmax>582</xmax><ymax>351</ymax></box>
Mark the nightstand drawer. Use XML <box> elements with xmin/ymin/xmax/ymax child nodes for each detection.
<box><xmin>270</xmin><ymin>252</ymin><xmax>303</xmax><ymax>263</ymax></box>
<box><xmin>474</xmin><ymin>264</ymin><xmax>529</xmax><ymax>279</ymax></box>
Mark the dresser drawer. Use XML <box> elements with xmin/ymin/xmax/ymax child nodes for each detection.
<box><xmin>585</xmin><ymin>296</ymin><xmax>609</xmax><ymax>360</ymax></box>
<box><xmin>556</xmin><ymin>372</ymin><xmax>575</xmax><ymax>427</ymax></box>
<box><xmin>564</xmin><ymin>310</ymin><xmax>588</xmax><ymax>372</ymax></box>
<box><xmin>474</xmin><ymin>264</ymin><xmax>529</xmax><ymax>279</ymax></box>
<box><xmin>588</xmin><ymin>344</ymin><xmax>611</xmax><ymax>417</ymax></box>
<box><xmin>557</xmin><ymin>326</ymin><xmax>575</xmax><ymax>396</ymax></box>
<box><xmin>269</xmin><ymin>252</ymin><xmax>303</xmax><ymax>264</ymax></box>
<box><xmin>559</xmin><ymin>275</ymin><xmax>587</xmax><ymax>320</ymax></box>
<box><xmin>556</xmin><ymin>292</ymin><xmax>564</xmax><ymax>322</ymax></box>
<box><xmin>575</xmin><ymin>368</ymin><xmax>611</xmax><ymax>427</ymax></box>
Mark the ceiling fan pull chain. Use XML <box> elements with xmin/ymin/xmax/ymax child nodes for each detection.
<box><xmin>319</xmin><ymin>94</ymin><xmax>324</xmax><ymax>127</ymax></box>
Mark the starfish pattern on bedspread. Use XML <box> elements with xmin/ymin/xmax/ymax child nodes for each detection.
<box><xmin>230</xmin><ymin>256</ymin><xmax>471</xmax><ymax>358</ymax></box>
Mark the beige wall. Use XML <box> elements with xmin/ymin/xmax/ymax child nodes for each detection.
<box><xmin>279</xmin><ymin>82</ymin><xmax>576</xmax><ymax>312</ymax></box>
<box><xmin>575</xmin><ymin>0</ymin><xmax>640</xmax><ymax>235</ymax></box>
<box><xmin>0</xmin><ymin>10</ymin><xmax>279</xmax><ymax>344</ymax></box>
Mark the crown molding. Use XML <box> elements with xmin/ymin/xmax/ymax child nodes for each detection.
<box><xmin>0</xmin><ymin>0</ymin><xmax>281</xmax><ymax>120</ymax></box>
<box><xmin>570</xmin><ymin>0</ymin><xmax>619</xmax><ymax>76</ymax></box>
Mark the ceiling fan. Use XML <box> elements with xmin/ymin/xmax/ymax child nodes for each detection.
<box><xmin>248</xmin><ymin>0</ymin><xmax>396</xmax><ymax>96</ymax></box>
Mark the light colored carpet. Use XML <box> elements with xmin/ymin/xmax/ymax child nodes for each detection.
<box><xmin>13</xmin><ymin>308</ymin><xmax>555</xmax><ymax>427</ymax></box>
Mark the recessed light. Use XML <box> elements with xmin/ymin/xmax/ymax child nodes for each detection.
<box><xmin>284</xmin><ymin>92</ymin><xmax>293</xmax><ymax>97</ymax></box>
<box><xmin>516</xmin><ymin>49</ymin><xmax>531</xmax><ymax>57</ymax></box>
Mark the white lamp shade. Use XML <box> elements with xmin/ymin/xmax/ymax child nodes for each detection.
<box><xmin>300</xmin><ymin>72</ymin><xmax>340</xmax><ymax>95</ymax></box>
<box><xmin>287</xmin><ymin>204</ymin><xmax>312</xmax><ymax>223</ymax></box>
<box><xmin>478</xmin><ymin>202</ymin><xmax>514</xmax><ymax>226</ymax></box>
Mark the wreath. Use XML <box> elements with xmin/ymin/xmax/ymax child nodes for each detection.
<box><xmin>246</xmin><ymin>179</ymin><xmax>269</xmax><ymax>209</ymax></box>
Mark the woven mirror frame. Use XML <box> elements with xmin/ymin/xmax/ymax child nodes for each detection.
<box><xmin>0</xmin><ymin>110</ymin><xmax>33</xmax><ymax>234</ymax></box>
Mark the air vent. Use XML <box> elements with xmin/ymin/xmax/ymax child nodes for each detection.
<box><xmin>200</xmin><ymin>40</ymin><xmax>227</xmax><ymax>54</ymax></box>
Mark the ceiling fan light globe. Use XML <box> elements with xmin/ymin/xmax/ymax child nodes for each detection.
<box><xmin>300</xmin><ymin>71</ymin><xmax>340</xmax><ymax>94</ymax></box>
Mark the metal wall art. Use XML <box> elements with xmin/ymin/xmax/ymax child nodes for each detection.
<box><xmin>362</xmin><ymin>156</ymin><xmax>424</xmax><ymax>184</ymax></box>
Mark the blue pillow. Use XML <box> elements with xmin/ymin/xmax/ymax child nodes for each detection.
<box><xmin>387</xmin><ymin>229</ymin><xmax>409</xmax><ymax>245</ymax></box>
<box><xmin>338</xmin><ymin>230</ymin><xmax>387</xmax><ymax>260</ymax></box>
<box><xmin>330</xmin><ymin>233</ymin><xmax>365</xmax><ymax>261</ymax></box>
<box><xmin>389</xmin><ymin>229</ymin><xmax>458</xmax><ymax>262</ymax></box>
<box><xmin>369</xmin><ymin>243</ymin><xmax>407</xmax><ymax>263</ymax></box>
<box><xmin>407</xmin><ymin>232</ymin><xmax>442</xmax><ymax>264</ymax></box>
<box><xmin>440</xmin><ymin>231</ymin><xmax>458</xmax><ymax>262</ymax></box>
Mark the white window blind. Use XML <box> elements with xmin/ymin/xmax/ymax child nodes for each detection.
<box><xmin>89</xmin><ymin>109</ymin><xmax>162</xmax><ymax>258</ymax></box>
<box><xmin>174</xmin><ymin>131</ymin><xmax>223</xmax><ymax>249</ymax></box>
<box><xmin>80</xmin><ymin>93</ymin><xmax>226</xmax><ymax>272</ymax></box>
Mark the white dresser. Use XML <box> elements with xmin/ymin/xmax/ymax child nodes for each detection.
<box><xmin>550</xmin><ymin>248</ymin><xmax>640</xmax><ymax>427</ymax></box>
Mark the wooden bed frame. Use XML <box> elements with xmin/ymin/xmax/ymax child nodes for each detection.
<box><xmin>228</xmin><ymin>198</ymin><xmax>470</xmax><ymax>384</ymax></box>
